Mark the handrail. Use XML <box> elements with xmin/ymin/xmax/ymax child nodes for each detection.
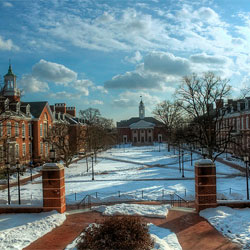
<box><xmin>78</xmin><ymin>194</ymin><xmax>91</xmax><ymax>209</ymax></box>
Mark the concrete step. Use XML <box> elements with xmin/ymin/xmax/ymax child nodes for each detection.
<box><xmin>171</xmin><ymin>206</ymin><xmax>196</xmax><ymax>213</ymax></box>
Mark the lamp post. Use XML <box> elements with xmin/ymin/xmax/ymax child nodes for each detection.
<box><xmin>190</xmin><ymin>146</ymin><xmax>193</xmax><ymax>166</ymax></box>
<box><xmin>49</xmin><ymin>148</ymin><xmax>56</xmax><ymax>163</ymax></box>
<box><xmin>178</xmin><ymin>145</ymin><xmax>181</xmax><ymax>173</ymax></box>
<box><xmin>91</xmin><ymin>154</ymin><xmax>94</xmax><ymax>180</ymax></box>
<box><xmin>201</xmin><ymin>147</ymin><xmax>207</xmax><ymax>159</ymax></box>
<box><xmin>5</xmin><ymin>161</ymin><xmax>10</xmax><ymax>205</ymax></box>
<box><xmin>181</xmin><ymin>150</ymin><xmax>185</xmax><ymax>178</ymax></box>
<box><xmin>16</xmin><ymin>160</ymin><xmax>21</xmax><ymax>205</ymax></box>
<box><xmin>29</xmin><ymin>161</ymin><xmax>33</xmax><ymax>181</ymax></box>
<box><xmin>244</xmin><ymin>155</ymin><xmax>249</xmax><ymax>200</ymax></box>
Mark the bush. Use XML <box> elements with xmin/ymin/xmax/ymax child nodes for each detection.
<box><xmin>77</xmin><ymin>215</ymin><xmax>154</xmax><ymax>250</ymax></box>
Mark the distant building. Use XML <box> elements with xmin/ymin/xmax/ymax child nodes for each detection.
<box><xmin>116</xmin><ymin>99</ymin><xmax>166</xmax><ymax>145</ymax></box>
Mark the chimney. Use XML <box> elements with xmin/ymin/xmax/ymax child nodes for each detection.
<box><xmin>55</xmin><ymin>103</ymin><xmax>66</xmax><ymax>114</ymax></box>
<box><xmin>66</xmin><ymin>107</ymin><xmax>76</xmax><ymax>117</ymax></box>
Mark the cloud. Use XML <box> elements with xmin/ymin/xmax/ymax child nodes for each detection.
<box><xmin>190</xmin><ymin>53</ymin><xmax>228</xmax><ymax>65</ymax></box>
<box><xmin>49</xmin><ymin>91</ymin><xmax>81</xmax><ymax>99</ymax></box>
<box><xmin>72</xmin><ymin>79</ymin><xmax>94</xmax><ymax>96</ymax></box>
<box><xmin>32</xmin><ymin>59</ymin><xmax>77</xmax><ymax>84</ymax></box>
<box><xmin>18</xmin><ymin>74</ymin><xmax>49</xmax><ymax>93</ymax></box>
<box><xmin>125</xmin><ymin>51</ymin><xmax>143</xmax><ymax>64</ymax></box>
<box><xmin>113</xmin><ymin>91</ymin><xmax>161</xmax><ymax>111</ymax></box>
<box><xmin>0</xmin><ymin>36</ymin><xmax>19</xmax><ymax>51</ymax></box>
<box><xmin>91</xmin><ymin>100</ymin><xmax>103</xmax><ymax>105</ymax></box>
<box><xmin>144</xmin><ymin>51</ymin><xmax>191</xmax><ymax>76</ymax></box>
<box><xmin>3</xmin><ymin>2</ymin><xmax>13</xmax><ymax>7</ymax></box>
<box><xmin>104</xmin><ymin>71</ymin><xmax>164</xmax><ymax>90</ymax></box>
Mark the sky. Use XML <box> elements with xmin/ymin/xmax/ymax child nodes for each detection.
<box><xmin>0</xmin><ymin>0</ymin><xmax>250</xmax><ymax>123</ymax></box>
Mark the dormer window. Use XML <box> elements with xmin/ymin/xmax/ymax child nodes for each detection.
<box><xmin>26</xmin><ymin>105</ymin><xmax>30</xmax><ymax>116</ymax></box>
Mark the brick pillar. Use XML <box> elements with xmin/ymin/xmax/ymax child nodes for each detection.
<box><xmin>42</xmin><ymin>163</ymin><xmax>66</xmax><ymax>213</ymax></box>
<box><xmin>195</xmin><ymin>159</ymin><xmax>217</xmax><ymax>212</ymax></box>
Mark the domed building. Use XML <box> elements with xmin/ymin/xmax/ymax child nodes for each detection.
<box><xmin>116</xmin><ymin>99</ymin><xmax>166</xmax><ymax>145</ymax></box>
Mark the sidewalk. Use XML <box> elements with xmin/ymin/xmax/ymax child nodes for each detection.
<box><xmin>24</xmin><ymin>208</ymin><xmax>241</xmax><ymax>250</ymax></box>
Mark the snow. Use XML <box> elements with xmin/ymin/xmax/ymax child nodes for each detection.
<box><xmin>0</xmin><ymin>210</ymin><xmax>66</xmax><ymax>250</ymax></box>
<box><xmin>92</xmin><ymin>203</ymin><xmax>171</xmax><ymax>218</ymax></box>
<box><xmin>66</xmin><ymin>203</ymin><xmax>181</xmax><ymax>250</ymax></box>
<box><xmin>200</xmin><ymin>206</ymin><xmax>250</xmax><ymax>249</ymax></box>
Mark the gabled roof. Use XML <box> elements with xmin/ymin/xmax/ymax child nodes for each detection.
<box><xmin>22</xmin><ymin>101</ymin><xmax>50</xmax><ymax>119</ymax></box>
<box><xmin>117</xmin><ymin>117</ymin><xmax>164</xmax><ymax>128</ymax></box>
<box><xmin>129</xmin><ymin>119</ymin><xmax>155</xmax><ymax>129</ymax></box>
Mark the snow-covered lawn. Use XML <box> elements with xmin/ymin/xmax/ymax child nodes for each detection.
<box><xmin>0</xmin><ymin>143</ymin><xmax>246</xmax><ymax>205</ymax></box>
<box><xmin>0</xmin><ymin>211</ymin><xmax>66</xmax><ymax>250</ymax></box>
<box><xmin>66</xmin><ymin>203</ymin><xmax>181</xmax><ymax>250</ymax></box>
<box><xmin>200</xmin><ymin>206</ymin><xmax>250</xmax><ymax>249</ymax></box>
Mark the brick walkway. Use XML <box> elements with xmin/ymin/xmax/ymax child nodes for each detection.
<box><xmin>24</xmin><ymin>208</ymin><xmax>241</xmax><ymax>250</ymax></box>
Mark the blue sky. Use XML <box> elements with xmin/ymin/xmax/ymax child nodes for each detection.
<box><xmin>0</xmin><ymin>0</ymin><xmax>250</xmax><ymax>122</ymax></box>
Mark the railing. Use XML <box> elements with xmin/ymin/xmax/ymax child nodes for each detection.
<box><xmin>78</xmin><ymin>194</ymin><xmax>92</xmax><ymax>209</ymax></box>
<box><xmin>169</xmin><ymin>193</ymin><xmax>190</xmax><ymax>207</ymax></box>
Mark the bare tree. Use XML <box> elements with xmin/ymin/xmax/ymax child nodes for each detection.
<box><xmin>46</xmin><ymin>123</ymin><xmax>86</xmax><ymax>167</ymax></box>
<box><xmin>79</xmin><ymin>108</ymin><xmax>115</xmax><ymax>159</ymax></box>
<box><xmin>176</xmin><ymin>72</ymin><xmax>232</xmax><ymax>160</ymax></box>
<box><xmin>153</xmin><ymin>100</ymin><xmax>184</xmax><ymax>150</ymax></box>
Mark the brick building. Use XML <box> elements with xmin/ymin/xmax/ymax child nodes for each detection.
<box><xmin>216</xmin><ymin>97</ymin><xmax>250</xmax><ymax>156</ymax></box>
<box><xmin>0</xmin><ymin>65</ymin><xmax>85</xmax><ymax>167</ymax></box>
<box><xmin>117</xmin><ymin>99</ymin><xmax>166</xmax><ymax>145</ymax></box>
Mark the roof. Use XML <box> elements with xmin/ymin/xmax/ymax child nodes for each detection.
<box><xmin>129</xmin><ymin>119</ymin><xmax>155</xmax><ymax>129</ymax></box>
<box><xmin>117</xmin><ymin>117</ymin><xmax>164</xmax><ymax>128</ymax></box>
<box><xmin>22</xmin><ymin>101</ymin><xmax>48</xmax><ymax>118</ymax></box>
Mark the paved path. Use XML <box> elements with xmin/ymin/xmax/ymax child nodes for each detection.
<box><xmin>24</xmin><ymin>208</ymin><xmax>241</xmax><ymax>250</ymax></box>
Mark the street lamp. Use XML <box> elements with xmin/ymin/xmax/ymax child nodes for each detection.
<box><xmin>244</xmin><ymin>155</ymin><xmax>249</xmax><ymax>200</ymax></box>
<box><xmin>49</xmin><ymin>148</ymin><xmax>56</xmax><ymax>163</ymax></box>
<box><xmin>5</xmin><ymin>161</ymin><xmax>10</xmax><ymax>205</ymax></box>
<box><xmin>29</xmin><ymin>161</ymin><xmax>33</xmax><ymax>182</ymax></box>
<box><xmin>201</xmin><ymin>147</ymin><xmax>207</xmax><ymax>159</ymax></box>
<box><xmin>190</xmin><ymin>146</ymin><xmax>193</xmax><ymax>166</ymax></box>
<box><xmin>178</xmin><ymin>145</ymin><xmax>181</xmax><ymax>173</ymax></box>
<box><xmin>91</xmin><ymin>154</ymin><xmax>94</xmax><ymax>180</ymax></box>
<box><xmin>16</xmin><ymin>160</ymin><xmax>21</xmax><ymax>205</ymax></box>
<box><xmin>181</xmin><ymin>150</ymin><xmax>185</xmax><ymax>178</ymax></box>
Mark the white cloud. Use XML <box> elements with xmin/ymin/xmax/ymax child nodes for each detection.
<box><xmin>3</xmin><ymin>2</ymin><xmax>13</xmax><ymax>7</ymax></box>
<box><xmin>104</xmin><ymin>70</ymin><xmax>164</xmax><ymax>90</ymax></box>
<box><xmin>190</xmin><ymin>53</ymin><xmax>228</xmax><ymax>65</ymax></box>
<box><xmin>0</xmin><ymin>36</ymin><xmax>19</xmax><ymax>51</ymax></box>
<box><xmin>125</xmin><ymin>51</ymin><xmax>143</xmax><ymax>64</ymax></box>
<box><xmin>113</xmin><ymin>91</ymin><xmax>161</xmax><ymax>113</ymax></box>
<box><xmin>91</xmin><ymin>100</ymin><xmax>103</xmax><ymax>105</ymax></box>
<box><xmin>18</xmin><ymin>74</ymin><xmax>49</xmax><ymax>93</ymax></box>
<box><xmin>32</xmin><ymin>59</ymin><xmax>77</xmax><ymax>84</ymax></box>
<box><xmin>72</xmin><ymin>79</ymin><xmax>94</xmax><ymax>96</ymax></box>
<box><xmin>49</xmin><ymin>91</ymin><xmax>81</xmax><ymax>99</ymax></box>
<box><xmin>144</xmin><ymin>51</ymin><xmax>191</xmax><ymax>76</ymax></box>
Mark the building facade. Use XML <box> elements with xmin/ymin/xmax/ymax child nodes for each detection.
<box><xmin>117</xmin><ymin>99</ymin><xmax>166</xmax><ymax>145</ymax></box>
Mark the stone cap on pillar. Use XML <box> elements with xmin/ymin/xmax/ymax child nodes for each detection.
<box><xmin>42</xmin><ymin>163</ymin><xmax>64</xmax><ymax>171</ymax></box>
<box><xmin>195</xmin><ymin>159</ymin><xmax>215</xmax><ymax>166</ymax></box>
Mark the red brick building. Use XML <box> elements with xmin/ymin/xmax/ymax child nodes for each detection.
<box><xmin>117</xmin><ymin>99</ymin><xmax>166</xmax><ymax>145</ymax></box>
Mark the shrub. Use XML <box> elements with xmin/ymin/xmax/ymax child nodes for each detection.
<box><xmin>77</xmin><ymin>215</ymin><xmax>154</xmax><ymax>250</ymax></box>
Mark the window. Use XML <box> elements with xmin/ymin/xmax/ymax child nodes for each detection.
<box><xmin>45</xmin><ymin>143</ymin><xmax>48</xmax><ymax>156</ymax></box>
<box><xmin>15</xmin><ymin>144</ymin><xmax>19</xmax><ymax>158</ymax></box>
<box><xmin>29</xmin><ymin>143</ymin><xmax>32</xmax><ymax>155</ymax></box>
<box><xmin>40</xmin><ymin>142</ymin><xmax>43</xmax><ymax>155</ymax></box>
<box><xmin>22</xmin><ymin>123</ymin><xmax>25</xmax><ymax>137</ymax></box>
<box><xmin>237</xmin><ymin>118</ymin><xmax>240</xmax><ymax>131</ymax></box>
<box><xmin>242</xmin><ymin>117</ymin><xmax>244</xmax><ymax>130</ymax></box>
<box><xmin>22</xmin><ymin>143</ymin><xmax>26</xmax><ymax>156</ymax></box>
<box><xmin>7</xmin><ymin>122</ymin><xmax>11</xmax><ymax>136</ymax></box>
<box><xmin>28</xmin><ymin>123</ymin><xmax>32</xmax><ymax>137</ymax></box>
<box><xmin>247</xmin><ymin>117</ymin><xmax>249</xmax><ymax>130</ymax></box>
<box><xmin>15</xmin><ymin>123</ymin><xmax>19</xmax><ymax>137</ymax></box>
<box><xmin>40</xmin><ymin>124</ymin><xmax>43</xmax><ymax>137</ymax></box>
